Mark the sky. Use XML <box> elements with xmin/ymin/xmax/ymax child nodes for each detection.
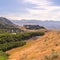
<box><xmin>0</xmin><ymin>0</ymin><xmax>60</xmax><ymax>21</ymax></box>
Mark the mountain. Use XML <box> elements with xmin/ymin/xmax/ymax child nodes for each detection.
<box><xmin>0</xmin><ymin>17</ymin><xmax>15</xmax><ymax>29</ymax></box>
<box><xmin>0</xmin><ymin>17</ymin><xmax>14</xmax><ymax>25</ymax></box>
<box><xmin>11</xmin><ymin>20</ymin><xmax>60</xmax><ymax>30</ymax></box>
<box><xmin>0</xmin><ymin>17</ymin><xmax>22</xmax><ymax>33</ymax></box>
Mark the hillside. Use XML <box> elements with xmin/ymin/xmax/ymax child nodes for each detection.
<box><xmin>0</xmin><ymin>17</ymin><xmax>22</xmax><ymax>33</ymax></box>
<box><xmin>0</xmin><ymin>17</ymin><xmax>14</xmax><ymax>28</ymax></box>
<box><xmin>7</xmin><ymin>30</ymin><xmax>60</xmax><ymax>60</ymax></box>
<box><xmin>0</xmin><ymin>17</ymin><xmax>14</xmax><ymax>25</ymax></box>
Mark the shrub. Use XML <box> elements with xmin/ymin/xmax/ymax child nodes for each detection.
<box><xmin>0</xmin><ymin>41</ymin><xmax>26</xmax><ymax>51</ymax></box>
<box><xmin>0</xmin><ymin>31</ymin><xmax>44</xmax><ymax>51</ymax></box>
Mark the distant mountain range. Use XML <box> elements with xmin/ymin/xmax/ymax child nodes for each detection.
<box><xmin>11</xmin><ymin>20</ymin><xmax>60</xmax><ymax>30</ymax></box>
<box><xmin>0</xmin><ymin>17</ymin><xmax>60</xmax><ymax>30</ymax></box>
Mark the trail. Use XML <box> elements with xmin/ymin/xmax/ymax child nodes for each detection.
<box><xmin>7</xmin><ymin>31</ymin><xmax>60</xmax><ymax>60</ymax></box>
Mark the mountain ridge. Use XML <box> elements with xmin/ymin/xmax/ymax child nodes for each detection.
<box><xmin>11</xmin><ymin>20</ymin><xmax>60</xmax><ymax>30</ymax></box>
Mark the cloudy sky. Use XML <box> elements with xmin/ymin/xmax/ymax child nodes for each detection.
<box><xmin>0</xmin><ymin>0</ymin><xmax>60</xmax><ymax>20</ymax></box>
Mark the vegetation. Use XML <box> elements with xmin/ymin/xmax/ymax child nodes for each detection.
<box><xmin>0</xmin><ymin>51</ymin><xmax>8</xmax><ymax>60</ymax></box>
<box><xmin>0</xmin><ymin>41</ymin><xmax>26</xmax><ymax>51</ymax></box>
<box><xmin>0</xmin><ymin>32</ymin><xmax>44</xmax><ymax>51</ymax></box>
<box><xmin>0</xmin><ymin>17</ymin><xmax>46</xmax><ymax>60</ymax></box>
<box><xmin>0</xmin><ymin>31</ymin><xmax>44</xmax><ymax>60</ymax></box>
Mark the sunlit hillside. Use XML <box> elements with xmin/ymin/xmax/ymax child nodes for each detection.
<box><xmin>7</xmin><ymin>30</ymin><xmax>60</xmax><ymax>60</ymax></box>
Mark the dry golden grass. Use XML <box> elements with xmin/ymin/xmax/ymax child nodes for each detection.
<box><xmin>7</xmin><ymin>30</ymin><xmax>60</xmax><ymax>60</ymax></box>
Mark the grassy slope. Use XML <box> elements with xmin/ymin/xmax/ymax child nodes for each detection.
<box><xmin>7</xmin><ymin>30</ymin><xmax>60</xmax><ymax>60</ymax></box>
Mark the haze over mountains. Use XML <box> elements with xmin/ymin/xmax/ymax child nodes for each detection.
<box><xmin>0</xmin><ymin>17</ymin><xmax>60</xmax><ymax>30</ymax></box>
<box><xmin>11</xmin><ymin>20</ymin><xmax>60</xmax><ymax>30</ymax></box>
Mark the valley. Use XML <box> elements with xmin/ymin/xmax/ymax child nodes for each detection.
<box><xmin>0</xmin><ymin>0</ymin><xmax>60</xmax><ymax>60</ymax></box>
<box><xmin>0</xmin><ymin>17</ymin><xmax>60</xmax><ymax>60</ymax></box>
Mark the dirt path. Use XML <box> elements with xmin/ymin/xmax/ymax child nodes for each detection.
<box><xmin>7</xmin><ymin>31</ymin><xmax>60</xmax><ymax>60</ymax></box>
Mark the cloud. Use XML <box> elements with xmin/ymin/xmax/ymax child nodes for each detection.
<box><xmin>0</xmin><ymin>0</ymin><xmax>60</xmax><ymax>20</ymax></box>
<box><xmin>20</xmin><ymin>0</ymin><xmax>60</xmax><ymax>20</ymax></box>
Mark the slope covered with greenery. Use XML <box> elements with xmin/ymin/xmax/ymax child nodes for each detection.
<box><xmin>0</xmin><ymin>17</ymin><xmax>45</xmax><ymax>60</ymax></box>
<box><xmin>0</xmin><ymin>32</ymin><xmax>44</xmax><ymax>51</ymax></box>
<box><xmin>0</xmin><ymin>31</ymin><xmax>45</xmax><ymax>60</ymax></box>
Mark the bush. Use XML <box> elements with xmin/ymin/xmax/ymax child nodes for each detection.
<box><xmin>0</xmin><ymin>32</ymin><xmax>44</xmax><ymax>44</ymax></box>
<box><xmin>0</xmin><ymin>41</ymin><xmax>26</xmax><ymax>51</ymax></box>
<box><xmin>0</xmin><ymin>31</ymin><xmax>44</xmax><ymax>51</ymax></box>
